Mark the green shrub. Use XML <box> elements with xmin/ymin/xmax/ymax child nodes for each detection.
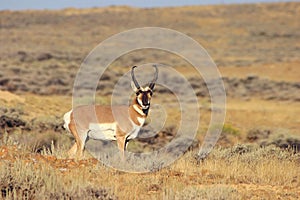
<box><xmin>222</xmin><ymin>124</ymin><xmax>240</xmax><ymax>136</ymax></box>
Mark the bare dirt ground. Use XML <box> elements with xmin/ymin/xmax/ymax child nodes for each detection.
<box><xmin>0</xmin><ymin>2</ymin><xmax>300</xmax><ymax>199</ymax></box>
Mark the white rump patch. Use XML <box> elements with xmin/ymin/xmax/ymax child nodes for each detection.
<box><xmin>88</xmin><ymin>123</ymin><xmax>117</xmax><ymax>141</ymax></box>
<box><xmin>63</xmin><ymin>110</ymin><xmax>72</xmax><ymax>132</ymax></box>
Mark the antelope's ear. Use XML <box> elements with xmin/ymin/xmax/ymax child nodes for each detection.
<box><xmin>131</xmin><ymin>81</ymin><xmax>139</xmax><ymax>92</ymax></box>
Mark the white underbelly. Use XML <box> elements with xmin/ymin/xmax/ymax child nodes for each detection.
<box><xmin>87</xmin><ymin>122</ymin><xmax>142</xmax><ymax>141</ymax></box>
<box><xmin>88</xmin><ymin>123</ymin><xmax>117</xmax><ymax>141</ymax></box>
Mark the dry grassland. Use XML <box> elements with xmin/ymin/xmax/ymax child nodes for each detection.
<box><xmin>1</xmin><ymin>2</ymin><xmax>300</xmax><ymax>199</ymax></box>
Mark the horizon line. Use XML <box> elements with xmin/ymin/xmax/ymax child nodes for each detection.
<box><xmin>0</xmin><ymin>0</ymin><xmax>297</xmax><ymax>11</ymax></box>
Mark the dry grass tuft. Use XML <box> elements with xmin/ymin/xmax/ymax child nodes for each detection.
<box><xmin>0</xmin><ymin>147</ymin><xmax>116</xmax><ymax>199</ymax></box>
<box><xmin>173</xmin><ymin>185</ymin><xmax>240</xmax><ymax>200</ymax></box>
<box><xmin>0</xmin><ymin>138</ymin><xmax>299</xmax><ymax>199</ymax></box>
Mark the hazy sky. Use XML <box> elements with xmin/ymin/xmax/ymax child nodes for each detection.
<box><xmin>0</xmin><ymin>0</ymin><xmax>297</xmax><ymax>10</ymax></box>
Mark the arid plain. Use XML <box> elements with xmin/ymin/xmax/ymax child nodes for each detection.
<box><xmin>0</xmin><ymin>2</ymin><xmax>300</xmax><ymax>199</ymax></box>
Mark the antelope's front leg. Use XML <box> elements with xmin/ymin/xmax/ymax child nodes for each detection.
<box><xmin>116</xmin><ymin>135</ymin><xmax>126</xmax><ymax>157</ymax></box>
<box><xmin>115</xmin><ymin>127</ymin><xmax>127</xmax><ymax>159</ymax></box>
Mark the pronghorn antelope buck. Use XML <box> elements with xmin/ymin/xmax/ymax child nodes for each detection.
<box><xmin>63</xmin><ymin>65</ymin><xmax>158</xmax><ymax>158</ymax></box>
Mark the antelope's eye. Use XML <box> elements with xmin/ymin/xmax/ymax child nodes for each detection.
<box><xmin>136</xmin><ymin>90</ymin><xmax>142</xmax><ymax>96</ymax></box>
<box><xmin>149</xmin><ymin>91</ymin><xmax>153</xmax><ymax>96</ymax></box>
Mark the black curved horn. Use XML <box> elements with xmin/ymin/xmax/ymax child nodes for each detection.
<box><xmin>131</xmin><ymin>66</ymin><xmax>140</xmax><ymax>89</ymax></box>
<box><xmin>149</xmin><ymin>65</ymin><xmax>158</xmax><ymax>90</ymax></box>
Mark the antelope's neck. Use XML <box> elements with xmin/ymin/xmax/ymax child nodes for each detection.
<box><xmin>129</xmin><ymin>98</ymin><xmax>148</xmax><ymax>126</ymax></box>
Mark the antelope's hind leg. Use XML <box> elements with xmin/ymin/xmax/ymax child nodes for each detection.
<box><xmin>68</xmin><ymin>123</ymin><xmax>88</xmax><ymax>159</ymax></box>
<box><xmin>68</xmin><ymin>143</ymin><xmax>78</xmax><ymax>158</ymax></box>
